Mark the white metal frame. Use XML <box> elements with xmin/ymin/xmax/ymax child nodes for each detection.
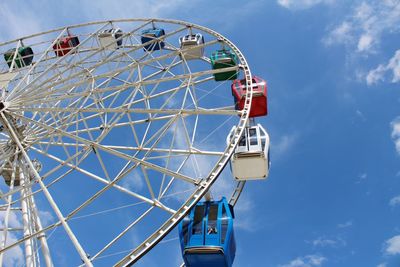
<box><xmin>0</xmin><ymin>18</ymin><xmax>255</xmax><ymax>266</ymax></box>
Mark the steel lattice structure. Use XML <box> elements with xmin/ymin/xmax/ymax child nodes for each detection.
<box><xmin>0</xmin><ymin>19</ymin><xmax>255</xmax><ymax>266</ymax></box>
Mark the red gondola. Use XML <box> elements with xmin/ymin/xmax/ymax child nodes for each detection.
<box><xmin>231</xmin><ymin>76</ymin><xmax>267</xmax><ymax>118</ymax></box>
<box><xmin>53</xmin><ymin>35</ymin><xmax>79</xmax><ymax>57</ymax></box>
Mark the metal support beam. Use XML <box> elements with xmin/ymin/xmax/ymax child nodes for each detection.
<box><xmin>0</xmin><ymin>112</ymin><xmax>93</xmax><ymax>267</ymax></box>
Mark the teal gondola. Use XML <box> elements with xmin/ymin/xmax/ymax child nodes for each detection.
<box><xmin>210</xmin><ymin>49</ymin><xmax>238</xmax><ymax>81</ymax></box>
<box><xmin>4</xmin><ymin>46</ymin><xmax>34</xmax><ymax>69</ymax></box>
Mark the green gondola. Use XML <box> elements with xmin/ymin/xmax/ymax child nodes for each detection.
<box><xmin>210</xmin><ymin>49</ymin><xmax>238</xmax><ymax>81</ymax></box>
<box><xmin>4</xmin><ymin>46</ymin><xmax>34</xmax><ymax>69</ymax></box>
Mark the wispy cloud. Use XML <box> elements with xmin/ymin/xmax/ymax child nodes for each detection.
<box><xmin>366</xmin><ymin>49</ymin><xmax>400</xmax><ymax>85</ymax></box>
<box><xmin>277</xmin><ymin>0</ymin><xmax>334</xmax><ymax>10</ymax></box>
<box><xmin>389</xmin><ymin>195</ymin><xmax>400</xmax><ymax>207</ymax></box>
<box><xmin>77</xmin><ymin>0</ymin><xmax>191</xmax><ymax>20</ymax></box>
<box><xmin>391</xmin><ymin>118</ymin><xmax>400</xmax><ymax>155</ymax></box>
<box><xmin>309</xmin><ymin>236</ymin><xmax>346</xmax><ymax>248</ymax></box>
<box><xmin>384</xmin><ymin>235</ymin><xmax>400</xmax><ymax>255</ymax></box>
<box><xmin>355</xmin><ymin>173</ymin><xmax>367</xmax><ymax>184</ymax></box>
<box><xmin>0</xmin><ymin>211</ymin><xmax>23</xmax><ymax>267</ymax></box>
<box><xmin>377</xmin><ymin>263</ymin><xmax>387</xmax><ymax>267</ymax></box>
<box><xmin>279</xmin><ymin>254</ymin><xmax>326</xmax><ymax>267</ymax></box>
<box><xmin>272</xmin><ymin>133</ymin><xmax>297</xmax><ymax>159</ymax></box>
<box><xmin>337</xmin><ymin>220</ymin><xmax>353</xmax><ymax>228</ymax></box>
<box><xmin>0</xmin><ymin>3</ymin><xmax>44</xmax><ymax>40</ymax></box>
<box><xmin>38</xmin><ymin>210</ymin><xmax>55</xmax><ymax>226</ymax></box>
<box><xmin>323</xmin><ymin>1</ymin><xmax>400</xmax><ymax>54</ymax></box>
<box><xmin>2</xmin><ymin>233</ymin><xmax>23</xmax><ymax>267</ymax></box>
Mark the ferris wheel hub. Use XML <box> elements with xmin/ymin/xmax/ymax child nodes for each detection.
<box><xmin>0</xmin><ymin>100</ymin><xmax>10</xmax><ymax>112</ymax></box>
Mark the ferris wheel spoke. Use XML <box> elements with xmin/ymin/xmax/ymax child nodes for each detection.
<box><xmin>7</xmin><ymin>22</ymin><xmax>113</xmax><ymax>101</ymax></box>
<box><xmin>29</xmin><ymin>146</ymin><xmax>171</xmax><ymax>214</ymax></box>
<box><xmin>157</xmin><ymin>119</ymin><xmax>189</xmax><ymax>199</ymax></box>
<box><xmin>8</xmin><ymin>21</ymin><xmax>118</xmax><ymax>99</ymax></box>
<box><xmin>0</xmin><ymin>18</ymin><xmax>257</xmax><ymax>266</ymax></box>
<box><xmin>0</xmin><ymin>111</ymin><xmax>94</xmax><ymax>267</ymax></box>
<box><xmin>15</xmin><ymin>45</ymin><xmax>211</xmax><ymax>108</ymax></box>
<box><xmin>14</xmin><ymin>69</ymin><xmax>211</xmax><ymax>112</ymax></box>
<box><xmin>34</xmin><ymin>142</ymin><xmax>224</xmax><ymax>156</ymax></box>
<box><xmin>37</xmin><ymin>140</ymin><xmax>179</xmax><ymax>217</ymax></box>
<box><xmin>13</xmin><ymin>113</ymin><xmax>200</xmax><ymax>185</ymax></box>
<box><xmin>18</xmin><ymin>107</ymin><xmax>239</xmax><ymax>117</ymax></box>
<box><xmin>0</xmin><ymin>151</ymin><xmax>18</xmax><ymax>267</ymax></box>
<box><xmin>90</xmin><ymin>206</ymin><xmax>154</xmax><ymax>262</ymax></box>
<box><xmin>43</xmin><ymin>114</ymin><xmax>176</xmax><ymax>137</ymax></box>
<box><xmin>23</xmin><ymin>82</ymin><xmax>87</xmax><ymax>133</ymax></box>
<box><xmin>11</xmin><ymin>25</ymin><xmax>189</xmax><ymax>105</ymax></box>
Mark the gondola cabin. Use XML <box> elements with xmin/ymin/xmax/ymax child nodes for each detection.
<box><xmin>98</xmin><ymin>28</ymin><xmax>123</xmax><ymax>50</ymax></box>
<box><xmin>227</xmin><ymin>124</ymin><xmax>270</xmax><ymax>180</ymax></box>
<box><xmin>210</xmin><ymin>49</ymin><xmax>238</xmax><ymax>81</ymax></box>
<box><xmin>179</xmin><ymin>34</ymin><xmax>204</xmax><ymax>60</ymax></box>
<box><xmin>231</xmin><ymin>76</ymin><xmax>268</xmax><ymax>117</ymax></box>
<box><xmin>53</xmin><ymin>35</ymin><xmax>80</xmax><ymax>57</ymax></box>
<box><xmin>141</xmin><ymin>28</ymin><xmax>165</xmax><ymax>51</ymax></box>
<box><xmin>1</xmin><ymin>161</ymin><xmax>22</xmax><ymax>186</ymax></box>
<box><xmin>4</xmin><ymin>46</ymin><xmax>34</xmax><ymax>69</ymax></box>
<box><xmin>179</xmin><ymin>197</ymin><xmax>236</xmax><ymax>267</ymax></box>
<box><xmin>1</xmin><ymin>159</ymin><xmax>40</xmax><ymax>187</ymax></box>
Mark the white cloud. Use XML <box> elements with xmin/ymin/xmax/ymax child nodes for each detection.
<box><xmin>277</xmin><ymin>0</ymin><xmax>334</xmax><ymax>10</ymax></box>
<box><xmin>233</xmin><ymin>196</ymin><xmax>260</xmax><ymax>232</ymax></box>
<box><xmin>0</xmin><ymin>211</ymin><xmax>23</xmax><ymax>267</ymax></box>
<box><xmin>324</xmin><ymin>22</ymin><xmax>352</xmax><ymax>46</ymax></box>
<box><xmin>389</xmin><ymin>195</ymin><xmax>400</xmax><ymax>207</ymax></box>
<box><xmin>280</xmin><ymin>255</ymin><xmax>326</xmax><ymax>267</ymax></box>
<box><xmin>310</xmin><ymin>236</ymin><xmax>346</xmax><ymax>248</ymax></box>
<box><xmin>366</xmin><ymin>49</ymin><xmax>400</xmax><ymax>85</ymax></box>
<box><xmin>377</xmin><ymin>263</ymin><xmax>387</xmax><ymax>267</ymax></box>
<box><xmin>78</xmin><ymin>0</ymin><xmax>190</xmax><ymax>21</ymax></box>
<box><xmin>273</xmin><ymin>134</ymin><xmax>297</xmax><ymax>159</ymax></box>
<box><xmin>312</xmin><ymin>238</ymin><xmax>336</xmax><ymax>247</ymax></box>
<box><xmin>357</xmin><ymin>34</ymin><xmax>373</xmax><ymax>52</ymax></box>
<box><xmin>384</xmin><ymin>235</ymin><xmax>400</xmax><ymax>255</ymax></box>
<box><xmin>391</xmin><ymin>118</ymin><xmax>400</xmax><ymax>154</ymax></box>
<box><xmin>0</xmin><ymin>3</ymin><xmax>44</xmax><ymax>40</ymax></box>
<box><xmin>355</xmin><ymin>173</ymin><xmax>367</xmax><ymax>184</ymax></box>
<box><xmin>324</xmin><ymin>1</ymin><xmax>400</xmax><ymax>54</ymax></box>
<box><xmin>121</xmin><ymin>169</ymin><xmax>145</xmax><ymax>192</ymax></box>
<box><xmin>337</xmin><ymin>220</ymin><xmax>353</xmax><ymax>228</ymax></box>
<box><xmin>0</xmin><ymin>211</ymin><xmax>21</xmax><ymax>228</ymax></box>
<box><xmin>38</xmin><ymin>210</ymin><xmax>55</xmax><ymax>226</ymax></box>
<box><xmin>2</xmin><ymin>233</ymin><xmax>24</xmax><ymax>267</ymax></box>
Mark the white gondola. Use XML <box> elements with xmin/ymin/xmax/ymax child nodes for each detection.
<box><xmin>227</xmin><ymin>124</ymin><xmax>270</xmax><ymax>180</ymax></box>
<box><xmin>179</xmin><ymin>34</ymin><xmax>204</xmax><ymax>60</ymax></box>
<box><xmin>98</xmin><ymin>28</ymin><xmax>123</xmax><ymax>50</ymax></box>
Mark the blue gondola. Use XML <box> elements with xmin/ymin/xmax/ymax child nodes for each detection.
<box><xmin>178</xmin><ymin>197</ymin><xmax>236</xmax><ymax>267</ymax></box>
<box><xmin>141</xmin><ymin>28</ymin><xmax>165</xmax><ymax>51</ymax></box>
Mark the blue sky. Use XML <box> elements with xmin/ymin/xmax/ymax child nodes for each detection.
<box><xmin>1</xmin><ymin>0</ymin><xmax>400</xmax><ymax>267</ymax></box>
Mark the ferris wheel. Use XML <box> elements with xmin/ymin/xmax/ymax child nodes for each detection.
<box><xmin>0</xmin><ymin>19</ymin><xmax>269</xmax><ymax>267</ymax></box>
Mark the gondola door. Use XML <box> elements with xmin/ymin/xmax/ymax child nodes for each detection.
<box><xmin>247</xmin><ymin>127</ymin><xmax>262</xmax><ymax>153</ymax></box>
<box><xmin>189</xmin><ymin>204</ymin><xmax>206</xmax><ymax>247</ymax></box>
<box><xmin>205</xmin><ymin>203</ymin><xmax>219</xmax><ymax>246</ymax></box>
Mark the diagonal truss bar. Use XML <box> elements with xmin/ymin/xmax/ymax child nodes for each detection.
<box><xmin>13</xmin><ymin>112</ymin><xmax>198</xmax><ymax>185</ymax></box>
<box><xmin>0</xmin><ymin>111</ymin><xmax>94</xmax><ymax>267</ymax></box>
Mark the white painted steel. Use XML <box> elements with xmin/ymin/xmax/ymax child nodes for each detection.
<box><xmin>0</xmin><ymin>18</ymin><xmax>255</xmax><ymax>266</ymax></box>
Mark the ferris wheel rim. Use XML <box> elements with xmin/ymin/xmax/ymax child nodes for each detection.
<box><xmin>0</xmin><ymin>18</ymin><xmax>256</xmax><ymax>266</ymax></box>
